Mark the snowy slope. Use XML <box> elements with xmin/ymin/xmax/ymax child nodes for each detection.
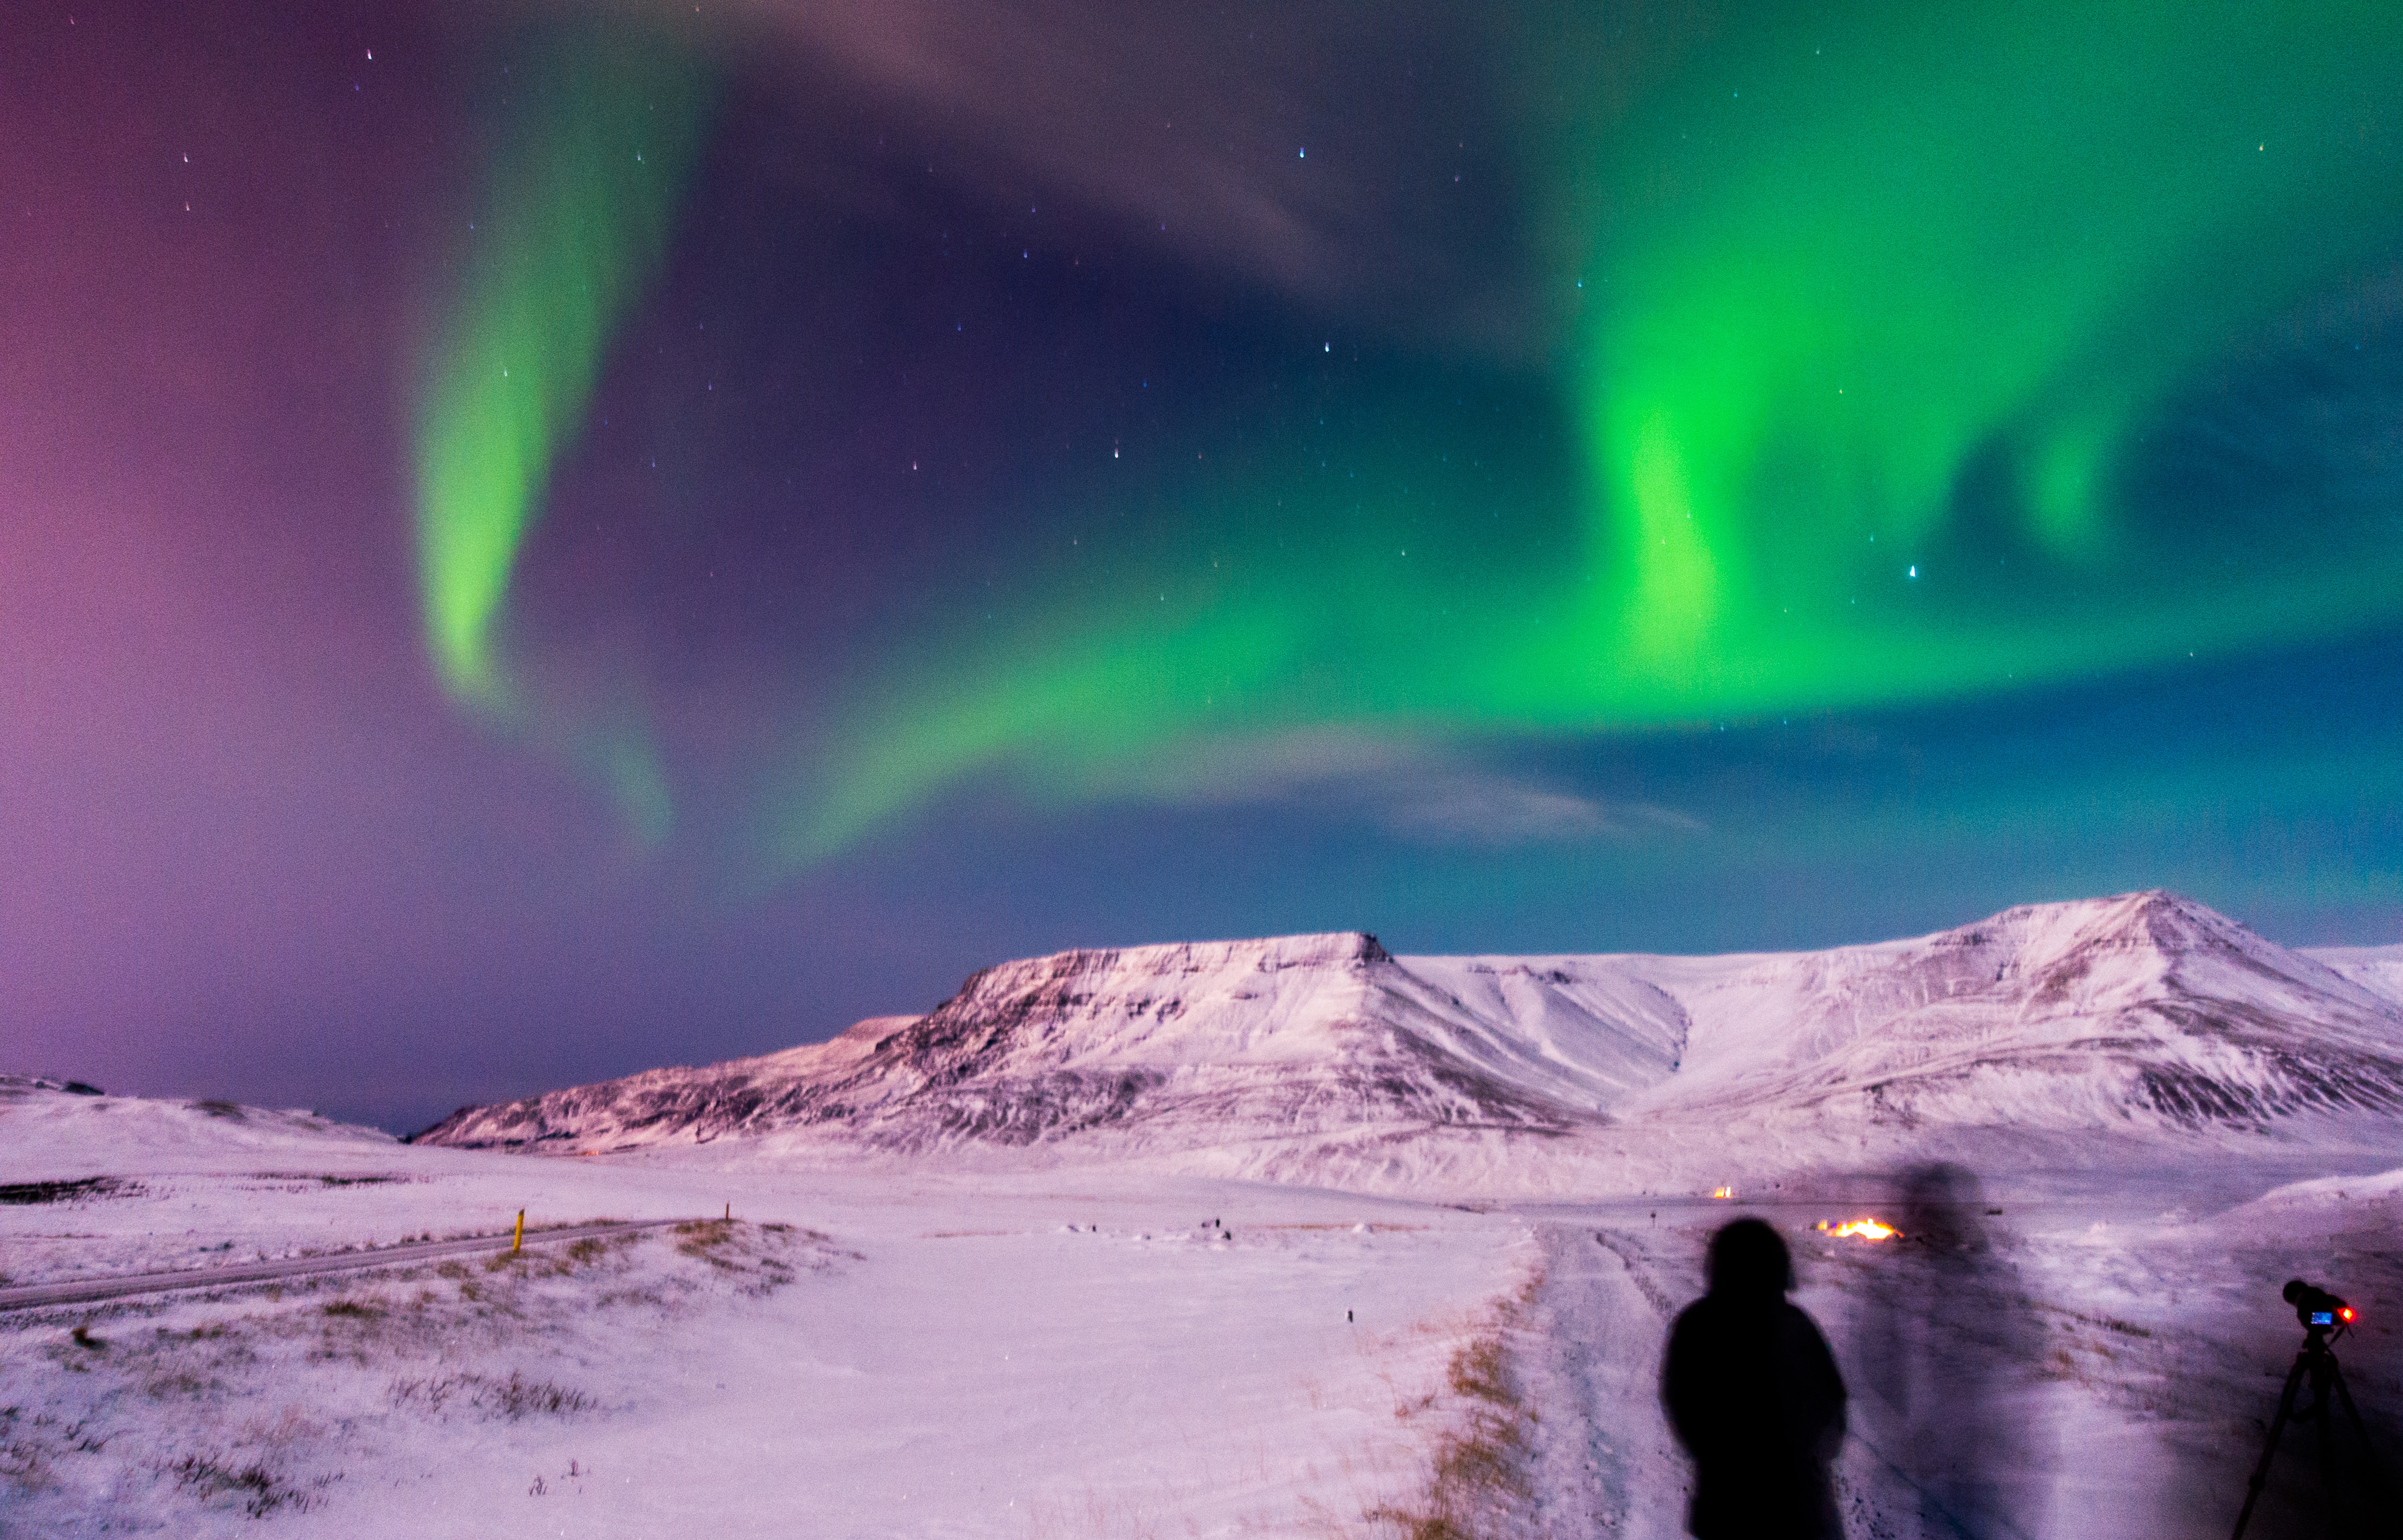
<box><xmin>0</xmin><ymin>1101</ymin><xmax>1532</xmax><ymax>1540</ymax></box>
<box><xmin>1616</xmin><ymin>890</ymin><xmax>2403</xmax><ymax>1129</ymax></box>
<box><xmin>0</xmin><ymin>1074</ymin><xmax>395</xmax><ymax>1175</ymax></box>
<box><xmin>400</xmin><ymin>1015</ymin><xmax>918</xmax><ymax>1154</ymax></box>
<box><xmin>413</xmin><ymin>893</ymin><xmax>2403</xmax><ymax>1157</ymax></box>
<box><xmin>414</xmin><ymin>934</ymin><xmax>1681</xmax><ymax>1153</ymax></box>
<box><xmin>2301</xmin><ymin>940</ymin><xmax>2403</xmax><ymax>1009</ymax></box>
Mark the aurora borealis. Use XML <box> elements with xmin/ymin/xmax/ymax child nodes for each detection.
<box><xmin>12</xmin><ymin>0</ymin><xmax>2403</xmax><ymax>1127</ymax></box>
<box><xmin>412</xmin><ymin>1</ymin><xmax>2403</xmax><ymax>862</ymax></box>
<box><xmin>943</xmin><ymin>1</ymin><xmax>2403</xmax><ymax>838</ymax></box>
<box><xmin>414</xmin><ymin>32</ymin><xmax>710</xmax><ymax>711</ymax></box>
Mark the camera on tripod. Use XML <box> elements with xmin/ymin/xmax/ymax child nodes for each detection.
<box><xmin>2231</xmin><ymin>1279</ymin><xmax>2389</xmax><ymax>1539</ymax></box>
<box><xmin>2284</xmin><ymin>1279</ymin><xmax>2354</xmax><ymax>1332</ymax></box>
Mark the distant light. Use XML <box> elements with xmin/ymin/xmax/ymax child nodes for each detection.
<box><xmin>1908</xmin><ymin>565</ymin><xmax>1918</xmax><ymax>578</ymax></box>
<box><xmin>1298</xmin><ymin>148</ymin><xmax>1306</xmax><ymax>158</ymax></box>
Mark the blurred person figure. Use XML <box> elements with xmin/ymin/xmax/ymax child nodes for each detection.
<box><xmin>1854</xmin><ymin>1163</ymin><xmax>2040</xmax><ymax>1539</ymax></box>
<box><xmin>1663</xmin><ymin>1218</ymin><xmax>1849</xmax><ymax>1540</ymax></box>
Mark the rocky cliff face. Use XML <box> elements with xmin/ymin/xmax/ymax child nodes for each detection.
<box><xmin>412</xmin><ymin>893</ymin><xmax>2403</xmax><ymax>1155</ymax></box>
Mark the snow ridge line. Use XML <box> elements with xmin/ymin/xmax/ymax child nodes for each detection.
<box><xmin>0</xmin><ymin>1218</ymin><xmax>691</xmax><ymax>1312</ymax></box>
<box><xmin>411</xmin><ymin>891</ymin><xmax>2403</xmax><ymax>1161</ymax></box>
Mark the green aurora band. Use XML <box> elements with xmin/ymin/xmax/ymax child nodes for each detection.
<box><xmin>774</xmin><ymin>0</ymin><xmax>2403</xmax><ymax>863</ymax></box>
<box><xmin>413</xmin><ymin>31</ymin><xmax>709</xmax><ymax>835</ymax></box>
<box><xmin>406</xmin><ymin>8</ymin><xmax>2403</xmax><ymax>869</ymax></box>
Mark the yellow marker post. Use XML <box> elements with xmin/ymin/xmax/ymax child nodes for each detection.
<box><xmin>513</xmin><ymin>1209</ymin><xmax>524</xmax><ymax>1254</ymax></box>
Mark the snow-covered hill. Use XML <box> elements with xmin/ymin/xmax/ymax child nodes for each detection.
<box><xmin>412</xmin><ymin>892</ymin><xmax>2403</xmax><ymax>1156</ymax></box>
<box><xmin>1608</xmin><ymin>890</ymin><xmax>2403</xmax><ymax>1129</ymax></box>
<box><xmin>412</xmin><ymin>933</ymin><xmax>1673</xmax><ymax>1153</ymax></box>
<box><xmin>0</xmin><ymin>1075</ymin><xmax>396</xmax><ymax>1175</ymax></box>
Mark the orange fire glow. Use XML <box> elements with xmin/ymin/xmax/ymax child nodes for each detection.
<box><xmin>1815</xmin><ymin>1217</ymin><xmax>1900</xmax><ymax>1241</ymax></box>
<box><xmin>1710</xmin><ymin>1186</ymin><xmax>1734</xmax><ymax>1200</ymax></box>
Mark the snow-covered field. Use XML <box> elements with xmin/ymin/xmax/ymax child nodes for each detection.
<box><xmin>9</xmin><ymin>893</ymin><xmax>2403</xmax><ymax>1536</ymax></box>
<box><xmin>6</xmin><ymin>1083</ymin><xmax>2400</xmax><ymax>1538</ymax></box>
<box><xmin>1</xmin><ymin>1089</ymin><xmax>1543</xmax><ymax>1538</ymax></box>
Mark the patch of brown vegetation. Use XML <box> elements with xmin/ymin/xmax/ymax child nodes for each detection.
<box><xmin>1362</xmin><ymin>1273</ymin><xmax>1542</xmax><ymax>1540</ymax></box>
<box><xmin>673</xmin><ymin>1218</ymin><xmax>738</xmax><ymax>1263</ymax></box>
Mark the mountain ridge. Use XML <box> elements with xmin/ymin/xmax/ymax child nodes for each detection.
<box><xmin>411</xmin><ymin>891</ymin><xmax>2403</xmax><ymax>1157</ymax></box>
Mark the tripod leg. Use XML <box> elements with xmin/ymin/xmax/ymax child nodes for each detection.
<box><xmin>2233</xmin><ymin>1354</ymin><xmax>2313</xmax><ymax>1540</ymax></box>
<box><xmin>2312</xmin><ymin>1359</ymin><xmax>2337</xmax><ymax>1539</ymax></box>
<box><xmin>2326</xmin><ymin>1361</ymin><xmax>2393</xmax><ymax>1499</ymax></box>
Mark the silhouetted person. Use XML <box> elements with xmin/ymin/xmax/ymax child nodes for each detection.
<box><xmin>1852</xmin><ymin>1163</ymin><xmax>2041</xmax><ymax>1540</ymax></box>
<box><xmin>1664</xmin><ymin>1218</ymin><xmax>1849</xmax><ymax>1540</ymax></box>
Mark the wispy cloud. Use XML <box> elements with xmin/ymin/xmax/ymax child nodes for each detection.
<box><xmin>1084</xmin><ymin>728</ymin><xmax>1705</xmax><ymax>847</ymax></box>
<box><xmin>721</xmin><ymin>0</ymin><xmax>1552</xmax><ymax>358</ymax></box>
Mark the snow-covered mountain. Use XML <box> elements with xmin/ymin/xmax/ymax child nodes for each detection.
<box><xmin>1609</xmin><ymin>891</ymin><xmax>2403</xmax><ymax>1129</ymax></box>
<box><xmin>412</xmin><ymin>892</ymin><xmax>2403</xmax><ymax>1155</ymax></box>
<box><xmin>412</xmin><ymin>933</ymin><xmax>1675</xmax><ymax>1153</ymax></box>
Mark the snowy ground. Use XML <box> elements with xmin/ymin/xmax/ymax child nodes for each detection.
<box><xmin>5</xmin><ymin>1088</ymin><xmax>2401</xmax><ymax>1537</ymax></box>
<box><xmin>1</xmin><ymin>1094</ymin><xmax>1536</xmax><ymax>1538</ymax></box>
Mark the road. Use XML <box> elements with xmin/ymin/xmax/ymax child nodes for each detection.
<box><xmin>0</xmin><ymin>1217</ymin><xmax>692</xmax><ymax>1313</ymax></box>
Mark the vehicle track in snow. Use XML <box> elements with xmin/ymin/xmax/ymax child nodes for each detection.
<box><xmin>1513</xmin><ymin>1223</ymin><xmax>1694</xmax><ymax>1538</ymax></box>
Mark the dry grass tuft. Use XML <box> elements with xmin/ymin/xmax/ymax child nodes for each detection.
<box><xmin>1361</xmin><ymin>1272</ymin><xmax>1544</xmax><ymax>1540</ymax></box>
<box><xmin>1445</xmin><ymin>1338</ymin><xmax>1511</xmax><ymax>1406</ymax></box>
<box><xmin>167</xmin><ymin>1451</ymin><xmax>329</xmax><ymax>1516</ymax></box>
<box><xmin>673</xmin><ymin>1218</ymin><xmax>737</xmax><ymax>1257</ymax></box>
<box><xmin>388</xmin><ymin>1369</ymin><xmax>595</xmax><ymax>1419</ymax></box>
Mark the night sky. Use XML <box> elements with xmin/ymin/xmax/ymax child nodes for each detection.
<box><xmin>10</xmin><ymin>0</ymin><xmax>2403</xmax><ymax>1132</ymax></box>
